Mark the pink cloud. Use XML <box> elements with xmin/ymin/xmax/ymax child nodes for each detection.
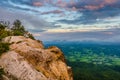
<box><xmin>67</xmin><ymin>0</ymin><xmax>118</xmax><ymax>11</ymax></box>
<box><xmin>33</xmin><ymin>33</ymin><xmax>41</xmax><ymax>36</ymax></box>
<box><xmin>71</xmin><ymin>6</ymin><xmax>77</xmax><ymax>11</ymax></box>
<box><xmin>56</xmin><ymin>0</ymin><xmax>67</xmax><ymax>8</ymax></box>
<box><xmin>41</xmin><ymin>10</ymin><xmax>63</xmax><ymax>15</ymax></box>
<box><xmin>103</xmin><ymin>32</ymin><xmax>114</xmax><ymax>35</ymax></box>
<box><xmin>32</xmin><ymin>0</ymin><xmax>119</xmax><ymax>11</ymax></box>
<box><xmin>69</xmin><ymin>0</ymin><xmax>76</xmax><ymax>5</ymax></box>
<box><xmin>32</xmin><ymin>2</ymin><xmax>43</xmax><ymax>7</ymax></box>
<box><xmin>84</xmin><ymin>4</ymin><xmax>104</xmax><ymax>10</ymax></box>
<box><xmin>104</xmin><ymin>0</ymin><xmax>117</xmax><ymax>4</ymax></box>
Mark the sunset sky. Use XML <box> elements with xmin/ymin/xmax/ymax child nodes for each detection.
<box><xmin>0</xmin><ymin>0</ymin><xmax>120</xmax><ymax>42</ymax></box>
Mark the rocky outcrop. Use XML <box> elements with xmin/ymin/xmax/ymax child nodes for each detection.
<box><xmin>0</xmin><ymin>36</ymin><xmax>73</xmax><ymax>80</ymax></box>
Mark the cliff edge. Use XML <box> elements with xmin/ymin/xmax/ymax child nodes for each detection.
<box><xmin>0</xmin><ymin>36</ymin><xmax>73</xmax><ymax>80</ymax></box>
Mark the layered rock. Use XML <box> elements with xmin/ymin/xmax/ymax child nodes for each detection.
<box><xmin>0</xmin><ymin>36</ymin><xmax>73</xmax><ymax>80</ymax></box>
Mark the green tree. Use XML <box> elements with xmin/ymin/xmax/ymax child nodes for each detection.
<box><xmin>0</xmin><ymin>21</ymin><xmax>10</xmax><ymax>30</ymax></box>
<box><xmin>27</xmin><ymin>33</ymin><xmax>35</xmax><ymax>40</ymax></box>
<box><xmin>12</xmin><ymin>20</ymin><xmax>26</xmax><ymax>36</ymax></box>
<box><xmin>0</xmin><ymin>20</ymin><xmax>35</xmax><ymax>40</ymax></box>
<box><xmin>11</xmin><ymin>20</ymin><xmax>35</xmax><ymax>39</ymax></box>
<box><xmin>12</xmin><ymin>20</ymin><xmax>22</xmax><ymax>30</ymax></box>
<box><xmin>0</xmin><ymin>21</ymin><xmax>11</xmax><ymax>40</ymax></box>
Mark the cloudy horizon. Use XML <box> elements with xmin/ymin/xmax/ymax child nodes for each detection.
<box><xmin>0</xmin><ymin>0</ymin><xmax>120</xmax><ymax>42</ymax></box>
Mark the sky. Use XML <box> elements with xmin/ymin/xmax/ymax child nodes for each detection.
<box><xmin>0</xmin><ymin>0</ymin><xmax>120</xmax><ymax>42</ymax></box>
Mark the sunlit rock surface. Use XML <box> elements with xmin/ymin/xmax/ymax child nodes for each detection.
<box><xmin>0</xmin><ymin>36</ymin><xmax>73</xmax><ymax>80</ymax></box>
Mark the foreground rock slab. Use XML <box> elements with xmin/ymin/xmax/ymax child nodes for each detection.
<box><xmin>0</xmin><ymin>36</ymin><xmax>73</xmax><ymax>80</ymax></box>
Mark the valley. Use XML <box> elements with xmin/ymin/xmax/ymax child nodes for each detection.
<box><xmin>45</xmin><ymin>41</ymin><xmax>120</xmax><ymax>80</ymax></box>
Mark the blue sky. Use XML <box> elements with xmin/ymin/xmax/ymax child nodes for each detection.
<box><xmin>0</xmin><ymin>0</ymin><xmax>120</xmax><ymax>42</ymax></box>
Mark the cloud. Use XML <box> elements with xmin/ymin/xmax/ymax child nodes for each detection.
<box><xmin>58</xmin><ymin>7</ymin><xmax>120</xmax><ymax>24</ymax></box>
<box><xmin>36</xmin><ymin>28</ymin><xmax>120</xmax><ymax>42</ymax></box>
<box><xmin>33</xmin><ymin>33</ymin><xmax>41</xmax><ymax>37</ymax></box>
<box><xmin>41</xmin><ymin>10</ymin><xmax>63</xmax><ymax>15</ymax></box>
<box><xmin>0</xmin><ymin>7</ymin><xmax>60</xmax><ymax>33</ymax></box>
<box><xmin>1</xmin><ymin>0</ymin><xmax>120</xmax><ymax>25</ymax></box>
<box><xmin>32</xmin><ymin>2</ymin><xmax>43</xmax><ymax>7</ymax></box>
<box><xmin>66</xmin><ymin>0</ymin><xmax>119</xmax><ymax>11</ymax></box>
<box><xmin>1</xmin><ymin>0</ymin><xmax>120</xmax><ymax>42</ymax></box>
<box><xmin>1</xmin><ymin>0</ymin><xmax>120</xmax><ymax>11</ymax></box>
<box><xmin>48</xmin><ymin>0</ymin><xmax>119</xmax><ymax>25</ymax></box>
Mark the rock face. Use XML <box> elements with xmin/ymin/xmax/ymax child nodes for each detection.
<box><xmin>0</xmin><ymin>36</ymin><xmax>73</xmax><ymax>80</ymax></box>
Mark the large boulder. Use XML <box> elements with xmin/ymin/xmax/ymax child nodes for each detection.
<box><xmin>0</xmin><ymin>36</ymin><xmax>73</xmax><ymax>80</ymax></box>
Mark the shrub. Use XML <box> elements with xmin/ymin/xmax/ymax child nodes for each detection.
<box><xmin>0</xmin><ymin>43</ymin><xmax>9</xmax><ymax>56</ymax></box>
<box><xmin>0</xmin><ymin>68</ymin><xmax>5</xmax><ymax>79</ymax></box>
<box><xmin>0</xmin><ymin>20</ymin><xmax>35</xmax><ymax>40</ymax></box>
